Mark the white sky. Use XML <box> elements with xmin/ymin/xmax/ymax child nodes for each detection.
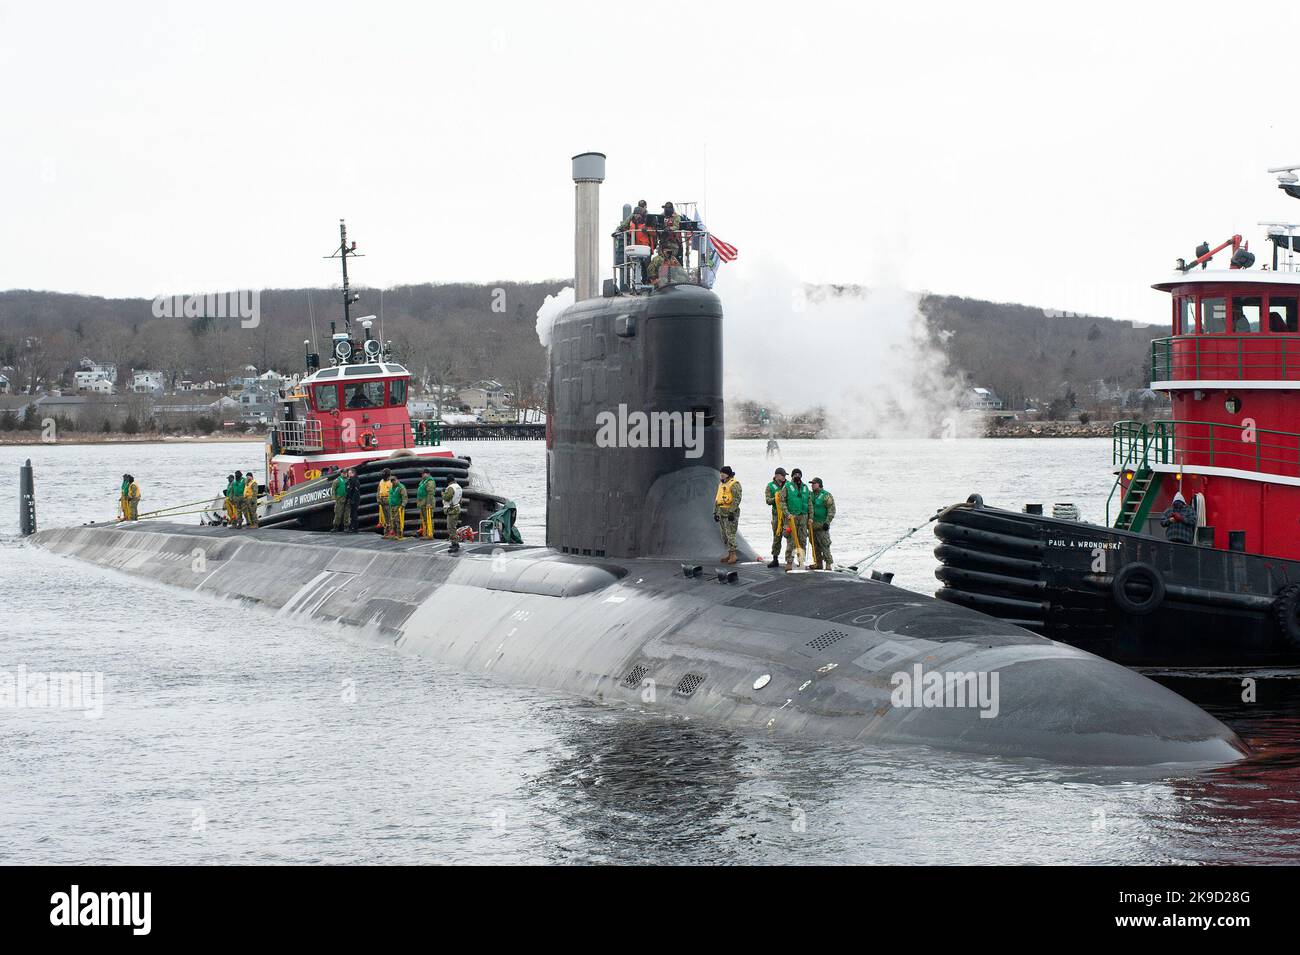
<box><xmin>4</xmin><ymin>0</ymin><xmax>1299</xmax><ymax>324</ymax></box>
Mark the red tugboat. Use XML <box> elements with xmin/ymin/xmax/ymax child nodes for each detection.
<box><xmin>205</xmin><ymin>221</ymin><xmax>518</xmax><ymax>539</ymax></box>
<box><xmin>935</xmin><ymin>167</ymin><xmax>1300</xmax><ymax>666</ymax></box>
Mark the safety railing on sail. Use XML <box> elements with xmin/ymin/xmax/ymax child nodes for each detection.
<box><xmin>1145</xmin><ymin>419</ymin><xmax>1300</xmax><ymax>478</ymax></box>
<box><xmin>1150</xmin><ymin>336</ymin><xmax>1300</xmax><ymax>382</ymax></box>
<box><xmin>274</xmin><ymin>419</ymin><xmax>324</xmax><ymax>451</ymax></box>
<box><xmin>611</xmin><ymin>203</ymin><xmax>714</xmax><ymax>294</ymax></box>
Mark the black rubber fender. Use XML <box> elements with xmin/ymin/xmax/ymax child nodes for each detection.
<box><xmin>967</xmin><ymin>493</ymin><xmax>984</xmax><ymax>508</ymax></box>
<box><xmin>1272</xmin><ymin>584</ymin><xmax>1300</xmax><ymax>651</ymax></box>
<box><xmin>1112</xmin><ymin>562</ymin><xmax>1166</xmax><ymax>616</ymax></box>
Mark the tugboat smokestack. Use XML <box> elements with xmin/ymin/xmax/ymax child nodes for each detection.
<box><xmin>571</xmin><ymin>152</ymin><xmax>606</xmax><ymax>301</ymax></box>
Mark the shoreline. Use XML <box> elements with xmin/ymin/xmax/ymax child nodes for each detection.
<box><xmin>0</xmin><ymin>432</ymin><xmax>263</xmax><ymax>446</ymax></box>
<box><xmin>728</xmin><ymin>421</ymin><xmax>1118</xmax><ymax>439</ymax></box>
<box><xmin>3</xmin><ymin>423</ymin><xmax>1119</xmax><ymax>446</ymax></box>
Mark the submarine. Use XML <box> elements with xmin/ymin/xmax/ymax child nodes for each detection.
<box><xmin>27</xmin><ymin>152</ymin><xmax>1246</xmax><ymax>766</ymax></box>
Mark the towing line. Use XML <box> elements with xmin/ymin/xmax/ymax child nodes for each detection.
<box><xmin>848</xmin><ymin>513</ymin><xmax>940</xmax><ymax>576</ymax></box>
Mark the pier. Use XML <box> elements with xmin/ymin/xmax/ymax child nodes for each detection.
<box><xmin>436</xmin><ymin>422</ymin><xmax>545</xmax><ymax>442</ymax></box>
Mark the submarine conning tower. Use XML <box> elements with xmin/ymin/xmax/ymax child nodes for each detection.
<box><xmin>547</xmin><ymin>153</ymin><xmax>726</xmax><ymax>560</ymax></box>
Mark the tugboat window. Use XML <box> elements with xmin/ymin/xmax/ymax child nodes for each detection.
<box><xmin>1268</xmin><ymin>295</ymin><xmax>1298</xmax><ymax>332</ymax></box>
<box><xmin>1201</xmin><ymin>296</ymin><xmax>1226</xmax><ymax>334</ymax></box>
<box><xmin>314</xmin><ymin>384</ymin><xmax>339</xmax><ymax>411</ymax></box>
<box><xmin>389</xmin><ymin>379</ymin><xmax>408</xmax><ymax>406</ymax></box>
<box><xmin>345</xmin><ymin>381</ymin><xmax>384</xmax><ymax>408</ymax></box>
<box><xmin>1232</xmin><ymin>296</ymin><xmax>1261</xmax><ymax>333</ymax></box>
<box><xmin>1225</xmin><ymin>396</ymin><xmax>1242</xmax><ymax>414</ymax></box>
<box><xmin>1180</xmin><ymin>297</ymin><xmax>1196</xmax><ymax>335</ymax></box>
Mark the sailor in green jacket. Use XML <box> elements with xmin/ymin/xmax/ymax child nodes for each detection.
<box><xmin>330</xmin><ymin>468</ymin><xmax>348</xmax><ymax>531</ymax></box>
<box><xmin>386</xmin><ymin>478</ymin><xmax>408</xmax><ymax>539</ymax></box>
<box><xmin>415</xmin><ymin>469</ymin><xmax>436</xmax><ymax>539</ymax></box>
<box><xmin>777</xmin><ymin>468</ymin><xmax>812</xmax><ymax>571</ymax></box>
<box><xmin>763</xmin><ymin>467</ymin><xmax>788</xmax><ymax>568</ymax></box>
<box><xmin>442</xmin><ymin>477</ymin><xmax>463</xmax><ymax>553</ymax></box>
<box><xmin>809</xmin><ymin>477</ymin><xmax>836</xmax><ymax>570</ymax></box>
<box><xmin>230</xmin><ymin>471</ymin><xmax>246</xmax><ymax>528</ymax></box>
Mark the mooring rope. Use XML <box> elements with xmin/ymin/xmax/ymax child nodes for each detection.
<box><xmin>846</xmin><ymin>512</ymin><xmax>940</xmax><ymax>576</ymax></box>
<box><xmin>113</xmin><ymin>494</ymin><xmax>265</xmax><ymax>523</ymax></box>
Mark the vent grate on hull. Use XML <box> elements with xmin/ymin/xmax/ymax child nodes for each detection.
<box><xmin>622</xmin><ymin>665</ymin><xmax>649</xmax><ymax>688</ymax></box>
<box><xmin>806</xmin><ymin>629</ymin><xmax>850</xmax><ymax>651</ymax></box>
<box><xmin>675</xmin><ymin>673</ymin><xmax>705</xmax><ymax>696</ymax></box>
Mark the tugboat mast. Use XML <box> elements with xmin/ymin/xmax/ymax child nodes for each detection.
<box><xmin>326</xmin><ymin>218</ymin><xmax>363</xmax><ymax>334</ymax></box>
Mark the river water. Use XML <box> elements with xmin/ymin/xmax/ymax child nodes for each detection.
<box><xmin>1</xmin><ymin>437</ymin><xmax>1298</xmax><ymax>864</ymax></box>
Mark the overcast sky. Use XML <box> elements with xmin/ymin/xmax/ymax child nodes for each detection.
<box><xmin>4</xmin><ymin>0</ymin><xmax>1299</xmax><ymax>324</ymax></box>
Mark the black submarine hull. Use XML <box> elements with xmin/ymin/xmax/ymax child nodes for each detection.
<box><xmin>29</xmin><ymin>521</ymin><xmax>1246</xmax><ymax>766</ymax></box>
<box><xmin>934</xmin><ymin>499</ymin><xmax>1300</xmax><ymax>666</ymax></box>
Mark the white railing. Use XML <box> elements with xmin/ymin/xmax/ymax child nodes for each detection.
<box><xmin>276</xmin><ymin>419</ymin><xmax>323</xmax><ymax>451</ymax></box>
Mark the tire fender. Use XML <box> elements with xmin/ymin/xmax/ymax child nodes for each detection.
<box><xmin>1112</xmin><ymin>561</ymin><xmax>1166</xmax><ymax>616</ymax></box>
<box><xmin>1273</xmin><ymin>584</ymin><xmax>1300</xmax><ymax>651</ymax></box>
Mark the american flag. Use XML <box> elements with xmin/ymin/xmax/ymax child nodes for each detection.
<box><xmin>708</xmin><ymin>234</ymin><xmax>739</xmax><ymax>263</ymax></box>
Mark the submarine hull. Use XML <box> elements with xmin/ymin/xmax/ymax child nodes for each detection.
<box><xmin>30</xmin><ymin>521</ymin><xmax>1247</xmax><ymax>766</ymax></box>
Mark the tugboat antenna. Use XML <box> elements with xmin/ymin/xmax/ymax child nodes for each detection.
<box><xmin>324</xmin><ymin>218</ymin><xmax>364</xmax><ymax>334</ymax></box>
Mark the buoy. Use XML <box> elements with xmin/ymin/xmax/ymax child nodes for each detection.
<box><xmin>19</xmin><ymin>459</ymin><xmax>36</xmax><ymax>536</ymax></box>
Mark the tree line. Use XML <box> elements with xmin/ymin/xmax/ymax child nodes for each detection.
<box><xmin>2</xmin><ymin>284</ymin><xmax>1159</xmax><ymax>423</ymax></box>
<box><xmin>0</xmin><ymin>282</ymin><xmax>561</xmax><ymax>419</ymax></box>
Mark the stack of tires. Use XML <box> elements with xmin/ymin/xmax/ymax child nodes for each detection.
<box><xmin>261</xmin><ymin>454</ymin><xmax>511</xmax><ymax>538</ymax></box>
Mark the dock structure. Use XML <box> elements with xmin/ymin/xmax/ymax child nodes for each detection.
<box><xmin>438</xmin><ymin>422</ymin><xmax>545</xmax><ymax>441</ymax></box>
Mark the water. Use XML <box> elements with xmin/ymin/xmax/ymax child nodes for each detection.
<box><xmin>2</xmin><ymin>438</ymin><xmax>1299</xmax><ymax>864</ymax></box>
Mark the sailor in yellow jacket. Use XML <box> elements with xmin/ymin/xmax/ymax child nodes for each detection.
<box><xmin>119</xmin><ymin>474</ymin><xmax>141</xmax><ymax>521</ymax></box>
<box><xmin>714</xmin><ymin>465</ymin><xmax>741</xmax><ymax>564</ymax></box>
<box><xmin>376</xmin><ymin>470</ymin><xmax>393</xmax><ymax>532</ymax></box>
<box><xmin>242</xmin><ymin>471</ymin><xmax>259</xmax><ymax>528</ymax></box>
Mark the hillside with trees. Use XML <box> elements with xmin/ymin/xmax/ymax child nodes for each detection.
<box><xmin>0</xmin><ymin>283</ymin><xmax>558</xmax><ymax>420</ymax></box>
<box><xmin>920</xmin><ymin>294</ymin><xmax>1160</xmax><ymax>412</ymax></box>
<box><xmin>2</xmin><ymin>284</ymin><xmax>1164</xmax><ymax>426</ymax></box>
